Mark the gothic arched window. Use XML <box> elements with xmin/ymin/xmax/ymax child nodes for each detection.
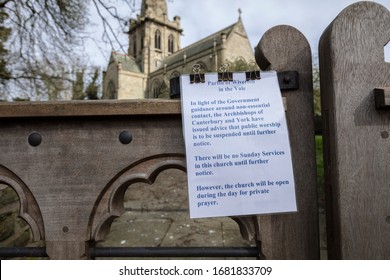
<box><xmin>168</xmin><ymin>34</ymin><xmax>174</xmax><ymax>53</ymax></box>
<box><xmin>170</xmin><ymin>71</ymin><xmax>181</xmax><ymax>80</ymax></box>
<box><xmin>155</xmin><ymin>30</ymin><xmax>161</xmax><ymax>50</ymax></box>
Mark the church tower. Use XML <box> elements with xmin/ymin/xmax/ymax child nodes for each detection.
<box><xmin>128</xmin><ymin>0</ymin><xmax>182</xmax><ymax>75</ymax></box>
<box><xmin>103</xmin><ymin>1</ymin><xmax>255</xmax><ymax>100</ymax></box>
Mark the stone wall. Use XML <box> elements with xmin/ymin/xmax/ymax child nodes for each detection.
<box><xmin>0</xmin><ymin>184</ymin><xmax>33</xmax><ymax>247</ymax></box>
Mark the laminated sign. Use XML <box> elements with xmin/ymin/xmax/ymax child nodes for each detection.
<box><xmin>181</xmin><ymin>71</ymin><xmax>297</xmax><ymax>218</ymax></box>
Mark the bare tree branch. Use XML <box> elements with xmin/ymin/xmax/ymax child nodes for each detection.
<box><xmin>1</xmin><ymin>0</ymin><xmax>140</xmax><ymax>100</ymax></box>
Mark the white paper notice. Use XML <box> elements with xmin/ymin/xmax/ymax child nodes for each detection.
<box><xmin>181</xmin><ymin>71</ymin><xmax>297</xmax><ymax>218</ymax></box>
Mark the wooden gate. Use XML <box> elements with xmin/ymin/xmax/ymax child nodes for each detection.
<box><xmin>0</xmin><ymin>12</ymin><xmax>325</xmax><ymax>261</ymax></box>
<box><xmin>319</xmin><ymin>1</ymin><xmax>390</xmax><ymax>259</ymax></box>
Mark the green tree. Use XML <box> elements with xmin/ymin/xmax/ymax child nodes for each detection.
<box><xmin>72</xmin><ymin>68</ymin><xmax>100</xmax><ymax>100</ymax></box>
<box><xmin>72</xmin><ymin>70</ymin><xmax>85</xmax><ymax>100</ymax></box>
<box><xmin>85</xmin><ymin>68</ymin><xmax>99</xmax><ymax>100</ymax></box>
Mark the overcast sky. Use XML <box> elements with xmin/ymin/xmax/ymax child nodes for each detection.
<box><xmin>88</xmin><ymin>0</ymin><xmax>390</xmax><ymax>68</ymax></box>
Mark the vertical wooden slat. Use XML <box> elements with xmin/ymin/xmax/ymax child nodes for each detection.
<box><xmin>255</xmin><ymin>25</ymin><xmax>319</xmax><ymax>259</ymax></box>
<box><xmin>319</xmin><ymin>2</ymin><xmax>390</xmax><ymax>259</ymax></box>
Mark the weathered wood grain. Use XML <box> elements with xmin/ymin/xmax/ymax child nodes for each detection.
<box><xmin>0</xmin><ymin>99</ymin><xmax>181</xmax><ymax>118</ymax></box>
<box><xmin>0</xmin><ymin>103</ymin><xmax>186</xmax><ymax>259</ymax></box>
<box><xmin>0</xmin><ymin>99</ymin><xmax>262</xmax><ymax>259</ymax></box>
<box><xmin>319</xmin><ymin>2</ymin><xmax>390</xmax><ymax>259</ymax></box>
<box><xmin>255</xmin><ymin>25</ymin><xmax>319</xmax><ymax>259</ymax></box>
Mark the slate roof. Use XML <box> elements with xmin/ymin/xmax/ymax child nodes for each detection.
<box><xmin>160</xmin><ymin>22</ymin><xmax>236</xmax><ymax>68</ymax></box>
<box><xmin>110</xmin><ymin>52</ymin><xmax>141</xmax><ymax>73</ymax></box>
<box><xmin>108</xmin><ymin>20</ymin><xmax>239</xmax><ymax>74</ymax></box>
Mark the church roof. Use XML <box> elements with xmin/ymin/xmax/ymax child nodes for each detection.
<box><xmin>160</xmin><ymin>22</ymin><xmax>237</xmax><ymax>68</ymax></box>
<box><xmin>110</xmin><ymin>52</ymin><xmax>141</xmax><ymax>73</ymax></box>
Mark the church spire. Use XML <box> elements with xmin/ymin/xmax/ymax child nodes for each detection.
<box><xmin>141</xmin><ymin>0</ymin><xmax>168</xmax><ymax>20</ymax></box>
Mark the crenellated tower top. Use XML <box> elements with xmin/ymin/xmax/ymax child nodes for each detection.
<box><xmin>141</xmin><ymin>0</ymin><xmax>168</xmax><ymax>20</ymax></box>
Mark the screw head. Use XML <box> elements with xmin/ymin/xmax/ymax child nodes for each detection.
<box><xmin>28</xmin><ymin>132</ymin><xmax>42</xmax><ymax>147</ymax></box>
<box><xmin>119</xmin><ymin>131</ymin><xmax>133</xmax><ymax>145</ymax></box>
<box><xmin>381</xmin><ymin>131</ymin><xmax>389</xmax><ymax>139</ymax></box>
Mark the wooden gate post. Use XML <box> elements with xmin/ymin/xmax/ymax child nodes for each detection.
<box><xmin>254</xmin><ymin>25</ymin><xmax>319</xmax><ymax>259</ymax></box>
<box><xmin>319</xmin><ymin>2</ymin><xmax>390</xmax><ymax>259</ymax></box>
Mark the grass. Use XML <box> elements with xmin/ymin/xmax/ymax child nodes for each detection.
<box><xmin>315</xmin><ymin>135</ymin><xmax>327</xmax><ymax>259</ymax></box>
<box><xmin>315</xmin><ymin>135</ymin><xmax>324</xmax><ymax>188</ymax></box>
<box><xmin>315</xmin><ymin>135</ymin><xmax>325</xmax><ymax>208</ymax></box>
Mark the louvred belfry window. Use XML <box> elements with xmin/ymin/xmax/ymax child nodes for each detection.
<box><xmin>155</xmin><ymin>30</ymin><xmax>161</xmax><ymax>50</ymax></box>
<box><xmin>168</xmin><ymin>34</ymin><xmax>174</xmax><ymax>53</ymax></box>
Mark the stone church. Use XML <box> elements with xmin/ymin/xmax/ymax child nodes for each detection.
<box><xmin>102</xmin><ymin>0</ymin><xmax>255</xmax><ymax>99</ymax></box>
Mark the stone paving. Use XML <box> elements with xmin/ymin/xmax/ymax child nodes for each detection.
<box><xmin>2</xmin><ymin>168</ymin><xmax>326</xmax><ymax>259</ymax></box>
<box><xmin>95</xmin><ymin>168</ymin><xmax>327</xmax><ymax>259</ymax></box>
<box><xmin>95</xmin><ymin>169</ymin><xmax>256</xmax><ymax>259</ymax></box>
